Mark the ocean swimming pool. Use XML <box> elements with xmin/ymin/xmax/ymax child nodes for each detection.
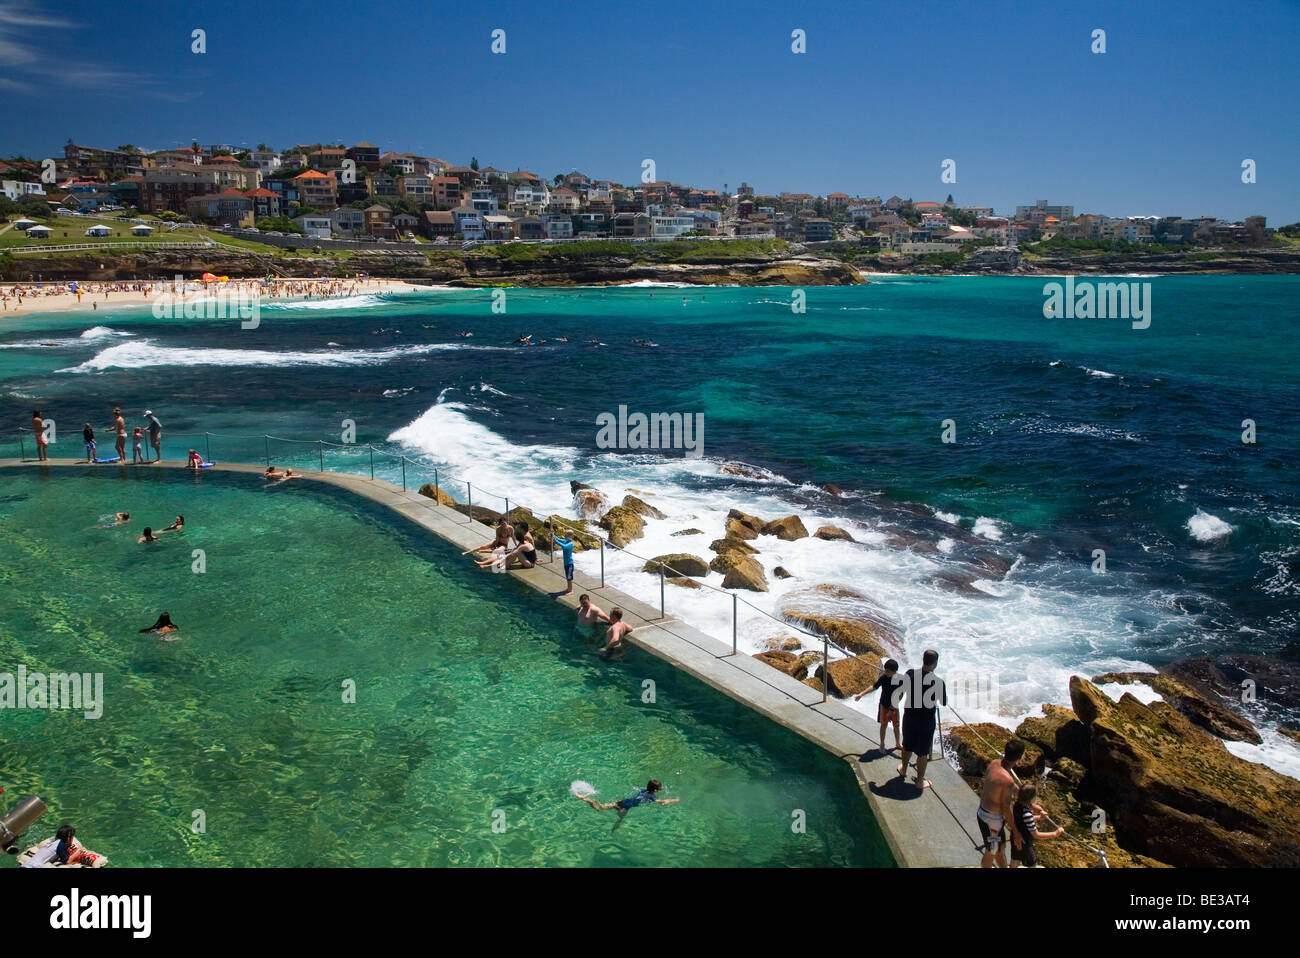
<box><xmin>0</xmin><ymin>467</ymin><xmax>890</xmax><ymax>867</ymax></box>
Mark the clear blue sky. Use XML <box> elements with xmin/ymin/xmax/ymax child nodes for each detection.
<box><xmin>2</xmin><ymin>0</ymin><xmax>1297</xmax><ymax>222</ymax></box>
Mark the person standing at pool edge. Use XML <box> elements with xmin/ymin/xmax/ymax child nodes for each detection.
<box><xmin>32</xmin><ymin>410</ymin><xmax>48</xmax><ymax>461</ymax></box>
<box><xmin>111</xmin><ymin>407</ymin><xmax>126</xmax><ymax>461</ymax></box>
<box><xmin>897</xmin><ymin>649</ymin><xmax>946</xmax><ymax>791</ymax></box>
<box><xmin>545</xmin><ymin>521</ymin><xmax>576</xmax><ymax>594</ymax></box>
<box><xmin>144</xmin><ymin>410</ymin><xmax>162</xmax><ymax>462</ymax></box>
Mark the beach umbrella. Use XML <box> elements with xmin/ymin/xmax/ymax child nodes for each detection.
<box><xmin>201</xmin><ymin>272</ymin><xmax>218</xmax><ymax>283</ymax></box>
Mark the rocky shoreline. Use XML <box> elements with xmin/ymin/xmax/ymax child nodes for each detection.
<box><xmin>0</xmin><ymin>247</ymin><xmax>863</xmax><ymax>286</ymax></box>
<box><xmin>417</xmin><ymin>475</ymin><xmax>1300</xmax><ymax>867</ymax></box>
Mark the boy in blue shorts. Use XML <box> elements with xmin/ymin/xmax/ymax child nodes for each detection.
<box><xmin>576</xmin><ymin>779</ymin><xmax>679</xmax><ymax>830</ymax></box>
<box><xmin>545</xmin><ymin>520</ymin><xmax>576</xmax><ymax>594</ymax></box>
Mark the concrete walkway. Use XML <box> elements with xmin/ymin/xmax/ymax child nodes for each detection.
<box><xmin>1</xmin><ymin>457</ymin><xmax>983</xmax><ymax>867</ymax></box>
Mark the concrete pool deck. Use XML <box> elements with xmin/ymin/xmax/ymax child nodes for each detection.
<box><xmin>1</xmin><ymin>457</ymin><xmax>984</xmax><ymax>867</ymax></box>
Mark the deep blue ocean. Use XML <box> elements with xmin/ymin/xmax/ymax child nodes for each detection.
<box><xmin>3</xmin><ymin>275</ymin><xmax>1298</xmax><ymax>773</ymax></box>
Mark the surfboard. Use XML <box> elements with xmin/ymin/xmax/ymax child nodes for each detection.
<box><xmin>199</xmin><ymin>461</ymin><xmax>216</xmax><ymax>468</ymax></box>
<box><xmin>91</xmin><ymin>456</ymin><xmax>120</xmax><ymax>464</ymax></box>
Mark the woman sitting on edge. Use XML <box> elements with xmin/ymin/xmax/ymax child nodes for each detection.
<box><xmin>502</xmin><ymin>523</ymin><xmax>537</xmax><ymax>568</ymax></box>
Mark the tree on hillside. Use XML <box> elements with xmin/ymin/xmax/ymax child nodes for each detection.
<box><xmin>470</xmin><ymin>157</ymin><xmax>479</xmax><ymax>170</ymax></box>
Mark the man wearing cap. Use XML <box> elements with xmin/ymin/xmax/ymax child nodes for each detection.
<box><xmin>144</xmin><ymin>410</ymin><xmax>162</xmax><ymax>462</ymax></box>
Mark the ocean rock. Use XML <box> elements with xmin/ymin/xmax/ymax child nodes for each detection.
<box><xmin>622</xmin><ymin>494</ymin><xmax>666</xmax><ymax>520</ymax></box>
<box><xmin>754</xmin><ymin>650</ymin><xmax>808</xmax><ymax>681</ymax></box>
<box><xmin>642</xmin><ymin>553</ymin><xmax>709</xmax><ymax>578</ymax></box>
<box><xmin>762</xmin><ymin>636</ymin><xmax>803</xmax><ymax>652</ymax></box>
<box><xmin>975</xmin><ymin>554</ymin><xmax>1012</xmax><ymax>579</ymax></box>
<box><xmin>1165</xmin><ymin>654</ymin><xmax>1300</xmax><ymax>711</ymax></box>
<box><xmin>709</xmin><ymin>536</ymin><xmax>758</xmax><ymax>556</ymax></box>
<box><xmin>503</xmin><ymin>506</ymin><xmax>554</xmax><ymax>550</ymax></box>
<box><xmin>726</xmin><ymin>508</ymin><xmax>766</xmax><ymax>534</ymax></box>
<box><xmin>780</xmin><ymin>586</ymin><xmax>904</xmax><ymax>657</ymax></box>
<box><xmin>598</xmin><ymin>505</ymin><xmax>645</xmax><ymax>548</ymax></box>
<box><xmin>418</xmin><ymin>483</ymin><xmax>459</xmax><ymax>508</ymax></box>
<box><xmin>929</xmin><ymin>570</ymin><xmax>996</xmax><ymax>597</ymax></box>
<box><xmin>1089</xmin><ymin>670</ymin><xmax>1261</xmax><ymax>744</ymax></box>
<box><xmin>453</xmin><ymin>504</ymin><xmax>504</xmax><ymax>525</ymax></box>
<box><xmin>947</xmin><ymin>723</ymin><xmax>1045</xmax><ymax>778</ymax></box>
<box><xmin>815</xmin><ymin>656</ymin><xmax>876</xmax><ymax>698</ymax></box>
<box><xmin>884</xmin><ymin>530</ymin><xmax>940</xmax><ymax>554</ymax></box>
<box><xmin>796</xmin><ymin>651</ymin><xmax>825</xmax><ymax>674</ymax></box>
<box><xmin>721</xmin><ymin>462</ymin><xmax>769</xmax><ymax>480</ymax></box>
<box><xmin>1047</xmin><ymin>756</ymin><xmax>1088</xmax><ymax>791</ymax></box>
<box><xmin>671</xmin><ymin>528</ymin><xmax>704</xmax><ymax>537</ymax></box>
<box><xmin>570</xmin><ymin>480</ymin><xmax>594</xmax><ymax>494</ymax></box>
<box><xmin>761</xmin><ymin>515</ymin><xmax>808</xmax><ymax>540</ymax></box>
<box><xmin>822</xmin><ymin>483</ymin><xmax>844</xmax><ymax>496</ymax></box>
<box><xmin>574</xmin><ymin>488</ymin><xmax>610</xmax><ymax>520</ymax></box>
<box><xmin>1280</xmin><ymin>728</ymin><xmax>1300</xmax><ymax>745</ymax></box>
<box><xmin>713</xmin><ymin>552</ymin><xmax>768</xmax><ymax>592</ymax></box>
<box><xmin>813</xmin><ymin>525</ymin><xmax>855</xmax><ymax>542</ymax></box>
<box><xmin>1015</xmin><ymin>705</ymin><xmax>1090</xmax><ymax>766</ymax></box>
<box><xmin>666</xmin><ymin>577</ymin><xmax>702</xmax><ymax>589</ymax></box>
<box><xmin>724</xmin><ymin>518</ymin><xmax>758</xmax><ymax>541</ymax></box>
<box><xmin>547</xmin><ymin>516</ymin><xmax>602</xmax><ymax>551</ymax></box>
<box><xmin>1069</xmin><ymin>676</ymin><xmax>1300</xmax><ymax>867</ymax></box>
<box><xmin>803</xmin><ymin>677</ymin><xmax>825</xmax><ymax>694</ymax></box>
<box><xmin>773</xmin><ymin>566</ymin><xmax>794</xmax><ymax>579</ymax></box>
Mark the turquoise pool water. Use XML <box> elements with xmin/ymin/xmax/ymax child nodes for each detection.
<box><xmin>0</xmin><ymin>467</ymin><xmax>889</xmax><ymax>867</ymax></box>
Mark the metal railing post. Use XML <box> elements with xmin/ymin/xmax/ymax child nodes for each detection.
<box><xmin>599</xmin><ymin>539</ymin><xmax>605</xmax><ymax>587</ymax></box>
<box><xmin>264</xmin><ymin>435</ymin><xmax>270</xmax><ymax>465</ymax></box>
<box><xmin>434</xmin><ymin>469</ymin><xmax>439</xmax><ymax>500</ymax></box>
<box><xmin>19</xmin><ymin>432</ymin><xmax>26</xmax><ymax>460</ymax></box>
<box><xmin>822</xmin><ymin>635</ymin><xmax>829</xmax><ymax>704</ymax></box>
<box><xmin>732</xmin><ymin>593</ymin><xmax>738</xmax><ymax>655</ymax></box>
<box><xmin>369</xmin><ymin>445</ymin><xmax>374</xmax><ymax>479</ymax></box>
<box><xmin>466</xmin><ymin>482</ymin><xmax>473</xmax><ymax>523</ymax></box>
<box><xmin>204</xmin><ymin>432</ymin><xmax>211</xmax><ymax>463</ymax></box>
<box><xmin>401</xmin><ymin>457</ymin><xmax>407</xmax><ymax>491</ymax></box>
<box><xmin>659</xmin><ymin>562</ymin><xmax>665</xmax><ymax>619</ymax></box>
<box><xmin>505</xmin><ymin>497</ymin><xmax>509</xmax><ymax>516</ymax></box>
<box><xmin>319</xmin><ymin>441</ymin><xmax>324</xmax><ymax>473</ymax></box>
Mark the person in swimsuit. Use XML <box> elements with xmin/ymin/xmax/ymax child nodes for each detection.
<box><xmin>856</xmin><ymin>658</ymin><xmax>904</xmax><ymax>752</ymax></box>
<box><xmin>53</xmin><ymin>825</ymin><xmax>98</xmax><ymax>866</ymax></box>
<box><xmin>32</xmin><ymin>410</ymin><xmax>48</xmax><ymax>461</ymax></box>
<box><xmin>1009</xmin><ymin>781</ymin><xmax>1063</xmax><ymax>868</ymax></box>
<box><xmin>187</xmin><ymin>448</ymin><xmax>203</xmax><ymax>470</ymax></box>
<box><xmin>897</xmin><ymin>649</ymin><xmax>946</xmax><ymax>791</ymax></box>
<box><xmin>977</xmin><ymin>738</ymin><xmax>1024</xmax><ymax>867</ymax></box>
<box><xmin>464</xmin><ymin>518</ymin><xmax>515</xmax><ymax>557</ymax></box>
<box><xmin>575</xmin><ymin>594</ymin><xmax>611</xmax><ymax>641</ymax></box>
<box><xmin>139</xmin><ymin>612</ymin><xmax>177</xmax><ymax>634</ymax></box>
<box><xmin>113</xmin><ymin>512</ymin><xmax>130</xmax><ymax>524</ymax></box>
<box><xmin>161</xmin><ymin>515</ymin><xmax>184</xmax><ymax>533</ymax></box>
<box><xmin>132</xmin><ymin>427</ymin><xmax>145</xmax><ymax>463</ymax></box>
<box><xmin>264</xmin><ymin>467</ymin><xmax>281</xmax><ymax>478</ymax></box>
<box><xmin>111</xmin><ymin>407</ymin><xmax>126</xmax><ymax>461</ymax></box>
<box><xmin>144</xmin><ymin>410</ymin><xmax>162</xmax><ymax>462</ymax></box>
<box><xmin>576</xmin><ymin>779</ymin><xmax>679</xmax><ymax>830</ymax></box>
<box><xmin>502</xmin><ymin>523</ymin><xmax>536</xmax><ymax>568</ymax></box>
<box><xmin>600</xmin><ymin>608</ymin><xmax>633</xmax><ymax>659</ymax></box>
<box><xmin>138</xmin><ymin>526</ymin><xmax>158</xmax><ymax>543</ymax></box>
<box><xmin>82</xmin><ymin>423</ymin><xmax>95</xmax><ymax>462</ymax></box>
<box><xmin>545</xmin><ymin>521</ymin><xmax>576</xmax><ymax>594</ymax></box>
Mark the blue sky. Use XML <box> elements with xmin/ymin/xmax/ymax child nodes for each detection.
<box><xmin>1</xmin><ymin>0</ymin><xmax>1297</xmax><ymax>222</ymax></box>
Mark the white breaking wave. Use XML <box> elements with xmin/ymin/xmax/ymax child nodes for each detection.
<box><xmin>972</xmin><ymin>517</ymin><xmax>1004</xmax><ymax>541</ymax></box>
<box><xmin>1083</xmin><ymin>367</ymin><xmax>1118</xmax><ymax>378</ymax></box>
<box><xmin>262</xmin><ymin>294</ymin><xmax>388</xmax><ymax>311</ymax></box>
<box><xmin>1187</xmin><ymin>508</ymin><xmax>1234</xmax><ymax>542</ymax></box>
<box><xmin>80</xmin><ymin>326</ymin><xmax>134</xmax><ymax>340</ymax></box>
<box><xmin>57</xmin><ymin>340</ymin><xmax>501</xmax><ymax>373</ymax></box>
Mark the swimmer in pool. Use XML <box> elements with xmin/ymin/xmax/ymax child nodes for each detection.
<box><xmin>138</xmin><ymin>526</ymin><xmax>158</xmax><ymax>543</ymax></box>
<box><xmin>599</xmin><ymin>608</ymin><xmax>633</xmax><ymax>659</ymax></box>
<box><xmin>160</xmin><ymin>515</ymin><xmax>184</xmax><ymax>533</ymax></box>
<box><xmin>465</xmin><ymin>518</ymin><xmax>515</xmax><ymax>557</ymax></box>
<box><xmin>139</xmin><ymin>612</ymin><xmax>178</xmax><ymax>634</ymax></box>
<box><xmin>264</xmin><ymin>467</ymin><xmax>281</xmax><ymax>478</ymax></box>
<box><xmin>576</xmin><ymin>779</ymin><xmax>678</xmax><ymax>831</ymax></box>
<box><xmin>575</xmin><ymin>594</ymin><xmax>612</xmax><ymax>641</ymax></box>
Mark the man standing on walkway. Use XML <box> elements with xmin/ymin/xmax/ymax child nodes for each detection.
<box><xmin>144</xmin><ymin>410</ymin><xmax>162</xmax><ymax>462</ymax></box>
<box><xmin>977</xmin><ymin>739</ymin><xmax>1025</xmax><ymax>867</ymax></box>
<box><xmin>111</xmin><ymin>407</ymin><xmax>126</xmax><ymax>461</ymax></box>
<box><xmin>897</xmin><ymin>649</ymin><xmax>946</xmax><ymax>791</ymax></box>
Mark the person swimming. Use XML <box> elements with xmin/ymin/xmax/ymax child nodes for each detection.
<box><xmin>575</xmin><ymin>779</ymin><xmax>679</xmax><ymax>831</ymax></box>
<box><xmin>161</xmin><ymin>515</ymin><xmax>184</xmax><ymax>532</ymax></box>
<box><xmin>140</xmin><ymin>612</ymin><xmax>177</xmax><ymax>634</ymax></box>
<box><xmin>138</xmin><ymin>527</ymin><xmax>158</xmax><ymax>543</ymax></box>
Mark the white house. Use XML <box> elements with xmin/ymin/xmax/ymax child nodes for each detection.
<box><xmin>329</xmin><ymin>207</ymin><xmax>365</xmax><ymax>237</ymax></box>
<box><xmin>2</xmin><ymin>180</ymin><xmax>46</xmax><ymax>200</ymax></box>
<box><xmin>651</xmin><ymin>215</ymin><xmax>695</xmax><ymax>240</ymax></box>
<box><xmin>293</xmin><ymin>214</ymin><xmax>332</xmax><ymax>239</ymax></box>
<box><xmin>540</xmin><ymin>213</ymin><xmax>573</xmax><ymax>240</ymax></box>
<box><xmin>249</xmin><ymin>151</ymin><xmax>282</xmax><ymax>173</ymax></box>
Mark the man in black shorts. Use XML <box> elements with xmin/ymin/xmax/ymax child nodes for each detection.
<box><xmin>897</xmin><ymin>649</ymin><xmax>946</xmax><ymax>791</ymax></box>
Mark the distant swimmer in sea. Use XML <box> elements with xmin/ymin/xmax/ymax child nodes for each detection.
<box><xmin>139</xmin><ymin>612</ymin><xmax>178</xmax><ymax>635</ymax></box>
<box><xmin>575</xmin><ymin>594</ymin><xmax>611</xmax><ymax>641</ymax></box>
<box><xmin>599</xmin><ymin>608</ymin><xmax>632</xmax><ymax>660</ymax></box>
<box><xmin>138</xmin><ymin>527</ymin><xmax>158</xmax><ymax>543</ymax></box>
<box><xmin>575</xmin><ymin>779</ymin><xmax>678</xmax><ymax>831</ymax></box>
<box><xmin>554</xmin><ymin>336</ymin><xmax>568</xmax><ymax>343</ymax></box>
<box><xmin>458</xmin><ymin>331</ymin><xmax>473</xmax><ymax>338</ymax></box>
<box><xmin>97</xmin><ymin>511</ymin><xmax>129</xmax><ymax>528</ymax></box>
<box><xmin>513</xmin><ymin>333</ymin><xmax>533</xmax><ymax>345</ymax></box>
<box><xmin>114</xmin><ymin>511</ymin><xmax>130</xmax><ymax>523</ymax></box>
<box><xmin>277</xmin><ymin>469</ymin><xmax>299</xmax><ymax>481</ymax></box>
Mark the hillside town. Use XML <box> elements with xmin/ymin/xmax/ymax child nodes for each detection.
<box><xmin>0</xmin><ymin>140</ymin><xmax>1285</xmax><ymax>261</ymax></box>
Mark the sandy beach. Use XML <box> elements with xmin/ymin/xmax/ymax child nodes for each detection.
<box><xmin>0</xmin><ymin>277</ymin><xmax>437</xmax><ymax>319</ymax></box>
